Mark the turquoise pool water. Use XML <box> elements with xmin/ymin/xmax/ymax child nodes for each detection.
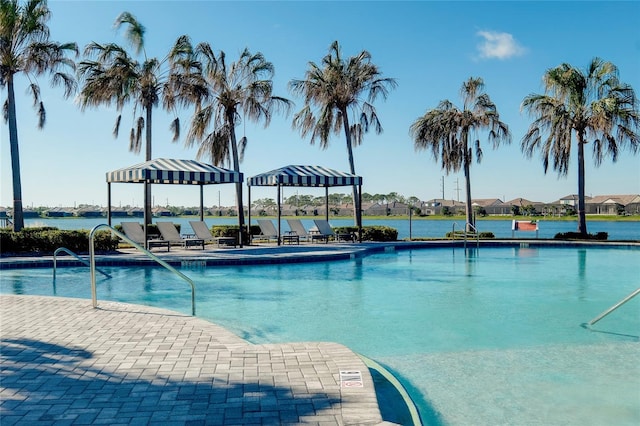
<box><xmin>2</xmin><ymin>246</ymin><xmax>639</xmax><ymax>425</ymax></box>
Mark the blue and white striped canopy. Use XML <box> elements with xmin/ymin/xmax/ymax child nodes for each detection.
<box><xmin>247</xmin><ymin>165</ymin><xmax>362</xmax><ymax>187</ymax></box>
<box><xmin>106</xmin><ymin>158</ymin><xmax>242</xmax><ymax>185</ymax></box>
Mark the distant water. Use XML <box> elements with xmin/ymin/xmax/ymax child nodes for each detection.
<box><xmin>23</xmin><ymin>216</ymin><xmax>640</xmax><ymax>241</ymax></box>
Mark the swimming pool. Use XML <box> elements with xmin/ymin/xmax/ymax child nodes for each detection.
<box><xmin>2</xmin><ymin>245</ymin><xmax>639</xmax><ymax>425</ymax></box>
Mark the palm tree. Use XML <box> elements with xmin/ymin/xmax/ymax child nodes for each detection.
<box><xmin>1</xmin><ymin>0</ymin><xmax>77</xmax><ymax>231</ymax></box>
<box><xmin>521</xmin><ymin>58</ymin><xmax>639</xmax><ymax>236</ymax></box>
<box><xmin>185</xmin><ymin>44</ymin><xmax>292</xmax><ymax>244</ymax></box>
<box><xmin>410</xmin><ymin>77</ymin><xmax>510</xmax><ymax>231</ymax></box>
<box><xmin>289</xmin><ymin>40</ymin><xmax>397</xmax><ymax>229</ymax></box>
<box><xmin>77</xmin><ymin>12</ymin><xmax>203</xmax><ymax>232</ymax></box>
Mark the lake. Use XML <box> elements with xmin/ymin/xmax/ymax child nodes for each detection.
<box><xmin>22</xmin><ymin>216</ymin><xmax>640</xmax><ymax>241</ymax></box>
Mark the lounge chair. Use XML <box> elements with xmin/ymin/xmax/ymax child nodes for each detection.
<box><xmin>252</xmin><ymin>219</ymin><xmax>280</xmax><ymax>244</ymax></box>
<box><xmin>157</xmin><ymin>221</ymin><xmax>204</xmax><ymax>249</ymax></box>
<box><xmin>286</xmin><ymin>219</ymin><xmax>325</xmax><ymax>243</ymax></box>
<box><xmin>189</xmin><ymin>221</ymin><xmax>236</xmax><ymax>247</ymax></box>
<box><xmin>313</xmin><ymin>219</ymin><xmax>354</xmax><ymax>243</ymax></box>
<box><xmin>120</xmin><ymin>221</ymin><xmax>170</xmax><ymax>251</ymax></box>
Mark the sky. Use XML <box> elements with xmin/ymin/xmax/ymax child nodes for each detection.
<box><xmin>2</xmin><ymin>0</ymin><xmax>639</xmax><ymax>209</ymax></box>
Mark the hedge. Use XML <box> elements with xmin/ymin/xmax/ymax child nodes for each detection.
<box><xmin>1</xmin><ymin>227</ymin><xmax>120</xmax><ymax>255</ymax></box>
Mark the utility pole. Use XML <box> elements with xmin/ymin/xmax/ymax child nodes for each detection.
<box><xmin>441</xmin><ymin>176</ymin><xmax>445</xmax><ymax>200</ymax></box>
<box><xmin>455</xmin><ymin>178</ymin><xmax>461</xmax><ymax>202</ymax></box>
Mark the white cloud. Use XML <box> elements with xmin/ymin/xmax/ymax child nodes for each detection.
<box><xmin>476</xmin><ymin>31</ymin><xmax>526</xmax><ymax>60</ymax></box>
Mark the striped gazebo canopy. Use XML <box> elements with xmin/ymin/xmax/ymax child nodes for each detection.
<box><xmin>247</xmin><ymin>165</ymin><xmax>361</xmax><ymax>187</ymax></box>
<box><xmin>106</xmin><ymin>158</ymin><xmax>242</xmax><ymax>184</ymax></box>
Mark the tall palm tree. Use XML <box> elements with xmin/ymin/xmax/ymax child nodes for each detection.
<box><xmin>410</xmin><ymin>77</ymin><xmax>510</xmax><ymax>231</ymax></box>
<box><xmin>521</xmin><ymin>58</ymin><xmax>639</xmax><ymax>236</ymax></box>
<box><xmin>186</xmin><ymin>44</ymin><xmax>292</xmax><ymax>243</ymax></box>
<box><xmin>77</xmin><ymin>12</ymin><xmax>203</xmax><ymax>232</ymax></box>
<box><xmin>1</xmin><ymin>0</ymin><xmax>77</xmax><ymax>231</ymax></box>
<box><xmin>289</xmin><ymin>40</ymin><xmax>397</xmax><ymax>229</ymax></box>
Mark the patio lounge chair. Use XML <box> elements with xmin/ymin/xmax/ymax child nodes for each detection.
<box><xmin>252</xmin><ymin>219</ymin><xmax>280</xmax><ymax>244</ymax></box>
<box><xmin>313</xmin><ymin>219</ymin><xmax>354</xmax><ymax>243</ymax></box>
<box><xmin>286</xmin><ymin>219</ymin><xmax>325</xmax><ymax>243</ymax></box>
<box><xmin>189</xmin><ymin>221</ymin><xmax>236</xmax><ymax>247</ymax></box>
<box><xmin>120</xmin><ymin>221</ymin><xmax>170</xmax><ymax>251</ymax></box>
<box><xmin>157</xmin><ymin>221</ymin><xmax>204</xmax><ymax>249</ymax></box>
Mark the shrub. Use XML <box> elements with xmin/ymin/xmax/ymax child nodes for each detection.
<box><xmin>0</xmin><ymin>227</ymin><xmax>119</xmax><ymax>256</ymax></box>
<box><xmin>335</xmin><ymin>225</ymin><xmax>398</xmax><ymax>241</ymax></box>
<box><xmin>554</xmin><ymin>231</ymin><xmax>608</xmax><ymax>240</ymax></box>
<box><xmin>445</xmin><ymin>231</ymin><xmax>495</xmax><ymax>239</ymax></box>
<box><xmin>211</xmin><ymin>225</ymin><xmax>254</xmax><ymax>245</ymax></box>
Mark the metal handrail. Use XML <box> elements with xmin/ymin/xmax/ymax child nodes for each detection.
<box><xmin>54</xmin><ymin>247</ymin><xmax>112</xmax><ymax>280</ymax></box>
<box><xmin>466</xmin><ymin>222</ymin><xmax>480</xmax><ymax>249</ymax></box>
<box><xmin>586</xmin><ymin>287</ymin><xmax>640</xmax><ymax>327</ymax></box>
<box><xmin>451</xmin><ymin>222</ymin><xmax>480</xmax><ymax>248</ymax></box>
<box><xmin>89</xmin><ymin>224</ymin><xmax>196</xmax><ymax>316</ymax></box>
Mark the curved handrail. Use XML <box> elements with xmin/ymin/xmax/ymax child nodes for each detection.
<box><xmin>89</xmin><ymin>224</ymin><xmax>196</xmax><ymax>316</ymax></box>
<box><xmin>586</xmin><ymin>287</ymin><xmax>640</xmax><ymax>327</ymax></box>
<box><xmin>54</xmin><ymin>247</ymin><xmax>112</xmax><ymax>280</ymax></box>
<box><xmin>451</xmin><ymin>222</ymin><xmax>480</xmax><ymax>248</ymax></box>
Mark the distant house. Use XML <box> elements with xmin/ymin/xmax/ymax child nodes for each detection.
<box><xmin>505</xmin><ymin>198</ymin><xmax>546</xmax><ymax>215</ymax></box>
<box><xmin>44</xmin><ymin>207</ymin><xmax>74</xmax><ymax>217</ymax></box>
<box><xmin>127</xmin><ymin>207</ymin><xmax>144</xmax><ymax>218</ymax></box>
<box><xmin>74</xmin><ymin>207</ymin><xmax>103</xmax><ymax>217</ymax></box>
<box><xmin>363</xmin><ymin>202</ymin><xmax>386</xmax><ymax>216</ymax></box>
<box><xmin>110</xmin><ymin>208</ymin><xmax>130</xmax><ymax>217</ymax></box>
<box><xmin>422</xmin><ymin>199</ymin><xmax>465</xmax><ymax>215</ymax></box>
<box><xmin>152</xmin><ymin>207</ymin><xmax>173</xmax><ymax>217</ymax></box>
<box><xmin>585</xmin><ymin>194</ymin><xmax>640</xmax><ymax>215</ymax></box>
<box><xmin>471</xmin><ymin>199</ymin><xmax>509</xmax><ymax>215</ymax></box>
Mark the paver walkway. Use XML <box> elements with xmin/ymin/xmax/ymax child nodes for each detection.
<box><xmin>1</xmin><ymin>295</ymin><xmax>391</xmax><ymax>425</ymax></box>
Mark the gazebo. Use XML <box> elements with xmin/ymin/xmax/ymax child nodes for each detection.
<box><xmin>106</xmin><ymin>158</ymin><xmax>243</xmax><ymax>242</ymax></box>
<box><xmin>247</xmin><ymin>165</ymin><xmax>362</xmax><ymax>244</ymax></box>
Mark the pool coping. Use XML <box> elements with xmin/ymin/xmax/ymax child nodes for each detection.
<box><xmin>1</xmin><ymin>239</ymin><xmax>638</xmax><ymax>269</ymax></box>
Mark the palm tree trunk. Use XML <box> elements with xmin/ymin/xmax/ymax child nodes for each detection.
<box><xmin>228</xmin><ymin>113</ymin><xmax>245</xmax><ymax>246</ymax></box>
<box><xmin>462</xmin><ymin>134</ymin><xmax>474</xmax><ymax>232</ymax></box>
<box><xmin>144</xmin><ymin>106</ymin><xmax>153</xmax><ymax>230</ymax></box>
<box><xmin>463</xmin><ymin>157</ymin><xmax>473</xmax><ymax>231</ymax></box>
<box><xmin>341</xmin><ymin>109</ymin><xmax>360</xmax><ymax>227</ymax></box>
<box><xmin>7</xmin><ymin>77</ymin><xmax>24</xmax><ymax>231</ymax></box>
<box><xmin>576</xmin><ymin>135</ymin><xmax>588</xmax><ymax>236</ymax></box>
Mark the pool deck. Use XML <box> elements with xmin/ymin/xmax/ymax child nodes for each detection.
<box><xmin>2</xmin><ymin>240</ymin><xmax>638</xmax><ymax>425</ymax></box>
<box><xmin>0</xmin><ymin>243</ymin><xmax>407</xmax><ymax>425</ymax></box>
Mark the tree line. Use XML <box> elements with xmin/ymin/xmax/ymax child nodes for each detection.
<box><xmin>2</xmin><ymin>0</ymin><xmax>638</xmax><ymax>239</ymax></box>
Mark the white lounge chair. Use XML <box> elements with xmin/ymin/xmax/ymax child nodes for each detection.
<box><xmin>189</xmin><ymin>221</ymin><xmax>236</xmax><ymax>247</ymax></box>
<box><xmin>313</xmin><ymin>219</ymin><xmax>354</xmax><ymax>243</ymax></box>
<box><xmin>120</xmin><ymin>221</ymin><xmax>170</xmax><ymax>251</ymax></box>
<box><xmin>157</xmin><ymin>221</ymin><xmax>204</xmax><ymax>249</ymax></box>
<box><xmin>252</xmin><ymin>219</ymin><xmax>280</xmax><ymax>244</ymax></box>
<box><xmin>287</xmin><ymin>219</ymin><xmax>324</xmax><ymax>243</ymax></box>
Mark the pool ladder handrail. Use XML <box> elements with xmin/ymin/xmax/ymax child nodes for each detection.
<box><xmin>586</xmin><ymin>287</ymin><xmax>640</xmax><ymax>327</ymax></box>
<box><xmin>89</xmin><ymin>224</ymin><xmax>196</xmax><ymax>316</ymax></box>
<box><xmin>451</xmin><ymin>222</ymin><xmax>480</xmax><ymax>248</ymax></box>
<box><xmin>53</xmin><ymin>247</ymin><xmax>112</xmax><ymax>280</ymax></box>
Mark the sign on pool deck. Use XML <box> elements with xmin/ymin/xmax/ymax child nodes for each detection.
<box><xmin>340</xmin><ymin>370</ymin><xmax>364</xmax><ymax>388</ymax></box>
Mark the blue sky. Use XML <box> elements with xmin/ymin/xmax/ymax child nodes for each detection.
<box><xmin>2</xmin><ymin>0</ymin><xmax>639</xmax><ymax>209</ymax></box>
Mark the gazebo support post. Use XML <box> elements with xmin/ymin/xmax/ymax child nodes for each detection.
<box><xmin>358</xmin><ymin>182</ymin><xmax>362</xmax><ymax>242</ymax></box>
<box><xmin>199</xmin><ymin>184</ymin><xmax>204</xmax><ymax>222</ymax></box>
<box><xmin>325</xmin><ymin>186</ymin><xmax>329</xmax><ymax>223</ymax></box>
<box><xmin>276</xmin><ymin>184</ymin><xmax>281</xmax><ymax>245</ymax></box>
<box><xmin>107</xmin><ymin>183</ymin><xmax>112</xmax><ymax>227</ymax></box>
<box><xmin>144</xmin><ymin>182</ymin><xmax>151</xmax><ymax>243</ymax></box>
<box><xmin>247</xmin><ymin>186</ymin><xmax>251</xmax><ymax>245</ymax></box>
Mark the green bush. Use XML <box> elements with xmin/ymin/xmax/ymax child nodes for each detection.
<box><xmin>0</xmin><ymin>227</ymin><xmax>119</xmax><ymax>255</ymax></box>
<box><xmin>445</xmin><ymin>230</ymin><xmax>495</xmax><ymax>239</ymax></box>
<box><xmin>211</xmin><ymin>225</ymin><xmax>254</xmax><ymax>245</ymax></box>
<box><xmin>553</xmin><ymin>231</ymin><xmax>608</xmax><ymax>240</ymax></box>
<box><xmin>335</xmin><ymin>225</ymin><xmax>398</xmax><ymax>241</ymax></box>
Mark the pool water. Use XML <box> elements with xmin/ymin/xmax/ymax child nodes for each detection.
<box><xmin>2</xmin><ymin>246</ymin><xmax>639</xmax><ymax>425</ymax></box>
